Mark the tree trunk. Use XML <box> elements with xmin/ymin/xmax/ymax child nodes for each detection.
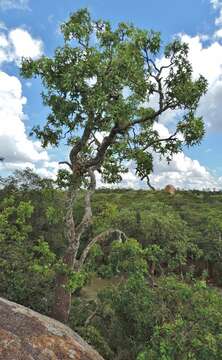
<box><xmin>52</xmin><ymin>274</ymin><xmax>71</xmax><ymax>323</ymax></box>
<box><xmin>52</xmin><ymin>184</ymin><xmax>78</xmax><ymax>323</ymax></box>
<box><xmin>51</xmin><ymin>168</ymin><xmax>126</xmax><ymax>323</ymax></box>
<box><xmin>52</xmin><ymin>170</ymin><xmax>95</xmax><ymax>323</ymax></box>
<box><xmin>52</xmin><ymin>249</ymin><xmax>76</xmax><ymax>323</ymax></box>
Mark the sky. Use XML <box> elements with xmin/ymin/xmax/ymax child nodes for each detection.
<box><xmin>0</xmin><ymin>0</ymin><xmax>222</xmax><ymax>189</ymax></box>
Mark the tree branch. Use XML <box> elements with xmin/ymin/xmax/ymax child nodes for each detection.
<box><xmin>131</xmin><ymin>104</ymin><xmax>170</xmax><ymax>127</ymax></box>
<box><xmin>69</xmin><ymin>113</ymin><xmax>94</xmax><ymax>166</ymax></box>
<box><xmin>142</xmin><ymin>130</ymin><xmax>178</xmax><ymax>151</ymax></box>
<box><xmin>147</xmin><ymin>176</ymin><xmax>155</xmax><ymax>190</ymax></box>
<box><xmin>85</xmin><ymin>303</ymin><xmax>99</xmax><ymax>326</ymax></box>
<box><xmin>73</xmin><ymin>168</ymin><xmax>97</xmax><ymax>262</ymax></box>
<box><xmin>58</xmin><ymin>161</ymin><xmax>72</xmax><ymax>169</ymax></box>
<box><xmin>87</xmin><ymin>125</ymin><xmax>120</xmax><ymax>168</ymax></box>
<box><xmin>77</xmin><ymin>229</ymin><xmax>127</xmax><ymax>270</ymax></box>
<box><xmin>61</xmin><ymin>187</ymin><xmax>78</xmax><ymax>269</ymax></box>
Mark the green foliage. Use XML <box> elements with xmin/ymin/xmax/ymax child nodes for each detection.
<box><xmin>67</xmin><ymin>271</ymin><xmax>88</xmax><ymax>292</ymax></box>
<box><xmin>0</xmin><ymin>195</ymin><xmax>56</xmax><ymax>313</ymax></box>
<box><xmin>79</xmin><ymin>325</ymin><xmax>114</xmax><ymax>359</ymax></box>
<box><xmin>142</xmin><ymin>277</ymin><xmax>222</xmax><ymax>360</ymax></box>
<box><xmin>31</xmin><ymin>238</ymin><xmax>56</xmax><ymax>276</ymax></box>
<box><xmin>79</xmin><ymin>275</ymin><xmax>222</xmax><ymax>360</ymax></box>
<box><xmin>108</xmin><ymin>239</ymin><xmax>148</xmax><ymax>276</ymax></box>
<box><xmin>93</xmin><ymin>202</ymin><xmax>118</xmax><ymax>233</ymax></box>
<box><xmin>0</xmin><ymin>169</ymin><xmax>66</xmax><ymax>255</ymax></box>
<box><xmin>21</xmin><ymin>8</ymin><xmax>207</xmax><ymax>186</ymax></box>
<box><xmin>2</xmin><ymin>172</ymin><xmax>222</xmax><ymax>359</ymax></box>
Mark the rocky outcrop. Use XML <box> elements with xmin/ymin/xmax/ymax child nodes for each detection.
<box><xmin>0</xmin><ymin>297</ymin><xmax>104</xmax><ymax>360</ymax></box>
<box><xmin>164</xmin><ymin>184</ymin><xmax>176</xmax><ymax>195</ymax></box>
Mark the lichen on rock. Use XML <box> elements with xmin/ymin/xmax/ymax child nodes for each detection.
<box><xmin>0</xmin><ymin>297</ymin><xmax>104</xmax><ymax>360</ymax></box>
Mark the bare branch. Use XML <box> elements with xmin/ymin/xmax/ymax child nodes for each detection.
<box><xmin>131</xmin><ymin>104</ymin><xmax>170</xmax><ymax>127</ymax></box>
<box><xmin>159</xmin><ymin>61</ymin><xmax>174</xmax><ymax>73</ymax></box>
<box><xmin>73</xmin><ymin>168</ymin><xmax>97</xmax><ymax>263</ymax></box>
<box><xmin>61</xmin><ymin>188</ymin><xmax>78</xmax><ymax>269</ymax></box>
<box><xmin>69</xmin><ymin>113</ymin><xmax>94</xmax><ymax>165</ymax></box>
<box><xmin>142</xmin><ymin>130</ymin><xmax>178</xmax><ymax>151</ymax></box>
<box><xmin>58</xmin><ymin>161</ymin><xmax>72</xmax><ymax>169</ymax></box>
<box><xmin>143</xmin><ymin>48</ymin><xmax>166</xmax><ymax>111</ymax></box>
<box><xmin>147</xmin><ymin>176</ymin><xmax>155</xmax><ymax>190</ymax></box>
<box><xmin>85</xmin><ymin>303</ymin><xmax>99</xmax><ymax>326</ymax></box>
<box><xmin>144</xmin><ymin>48</ymin><xmax>159</xmax><ymax>73</ymax></box>
<box><xmin>91</xmin><ymin>132</ymin><xmax>101</xmax><ymax>146</ymax></box>
<box><xmin>87</xmin><ymin>125</ymin><xmax>119</xmax><ymax>168</ymax></box>
<box><xmin>77</xmin><ymin>229</ymin><xmax>127</xmax><ymax>270</ymax></box>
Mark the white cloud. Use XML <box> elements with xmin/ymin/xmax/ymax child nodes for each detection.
<box><xmin>96</xmin><ymin>120</ymin><xmax>222</xmax><ymax>190</ymax></box>
<box><xmin>147</xmin><ymin>123</ymin><xmax>221</xmax><ymax>190</ymax></box>
<box><xmin>9</xmin><ymin>28</ymin><xmax>43</xmax><ymax>60</ymax></box>
<box><xmin>112</xmin><ymin>152</ymin><xmax>221</xmax><ymax>191</ymax></box>
<box><xmin>100</xmin><ymin>12</ymin><xmax>222</xmax><ymax>190</ymax></box>
<box><xmin>98</xmin><ymin>155</ymin><xmax>221</xmax><ymax>190</ymax></box>
<box><xmin>210</xmin><ymin>0</ymin><xmax>222</xmax><ymax>25</ymax></box>
<box><xmin>176</xmin><ymin>33</ymin><xmax>222</xmax><ymax>132</ymax></box>
<box><xmin>147</xmin><ymin>12</ymin><xmax>222</xmax><ymax>134</ymax></box>
<box><xmin>0</xmin><ymin>33</ymin><xmax>9</xmax><ymax>63</ymax></box>
<box><xmin>0</xmin><ymin>27</ymin><xmax>43</xmax><ymax>65</ymax></box>
<box><xmin>0</xmin><ymin>33</ymin><xmax>8</xmax><ymax>47</ymax></box>
<box><xmin>0</xmin><ymin>0</ymin><xmax>29</xmax><ymax>11</ymax></box>
<box><xmin>0</xmin><ymin>161</ymin><xmax>35</xmax><ymax>172</ymax></box>
<box><xmin>150</xmin><ymin>152</ymin><xmax>219</xmax><ymax>190</ymax></box>
<box><xmin>180</xmin><ymin>34</ymin><xmax>222</xmax><ymax>83</ymax></box>
<box><xmin>215</xmin><ymin>11</ymin><xmax>222</xmax><ymax>26</ymax></box>
<box><xmin>0</xmin><ymin>25</ymin><xmax>49</xmax><ymax>174</ymax></box>
<box><xmin>154</xmin><ymin>33</ymin><xmax>222</xmax><ymax>133</ymax></box>
<box><xmin>0</xmin><ymin>71</ymin><xmax>49</xmax><ymax>169</ymax></box>
<box><xmin>211</xmin><ymin>0</ymin><xmax>220</xmax><ymax>9</ymax></box>
<box><xmin>214</xmin><ymin>28</ymin><xmax>222</xmax><ymax>37</ymax></box>
<box><xmin>0</xmin><ymin>22</ymin><xmax>7</xmax><ymax>30</ymax></box>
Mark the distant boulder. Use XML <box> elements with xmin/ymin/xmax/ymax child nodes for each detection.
<box><xmin>0</xmin><ymin>297</ymin><xmax>104</xmax><ymax>360</ymax></box>
<box><xmin>164</xmin><ymin>184</ymin><xmax>176</xmax><ymax>195</ymax></box>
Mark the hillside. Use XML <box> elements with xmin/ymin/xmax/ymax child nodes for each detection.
<box><xmin>1</xmin><ymin>172</ymin><xmax>222</xmax><ymax>359</ymax></box>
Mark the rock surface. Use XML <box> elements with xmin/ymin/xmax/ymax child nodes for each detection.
<box><xmin>164</xmin><ymin>184</ymin><xmax>176</xmax><ymax>195</ymax></box>
<box><xmin>0</xmin><ymin>297</ymin><xmax>104</xmax><ymax>360</ymax></box>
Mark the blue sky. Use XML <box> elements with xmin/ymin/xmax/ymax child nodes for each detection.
<box><xmin>0</xmin><ymin>0</ymin><xmax>222</xmax><ymax>189</ymax></box>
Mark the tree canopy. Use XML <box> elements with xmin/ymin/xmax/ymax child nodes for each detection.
<box><xmin>21</xmin><ymin>8</ymin><xmax>207</xmax><ymax>187</ymax></box>
<box><xmin>1</xmin><ymin>171</ymin><xmax>222</xmax><ymax>359</ymax></box>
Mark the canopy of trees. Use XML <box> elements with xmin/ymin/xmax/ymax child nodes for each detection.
<box><xmin>1</xmin><ymin>170</ymin><xmax>222</xmax><ymax>359</ymax></box>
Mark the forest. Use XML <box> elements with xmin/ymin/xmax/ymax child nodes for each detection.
<box><xmin>1</xmin><ymin>169</ymin><xmax>222</xmax><ymax>359</ymax></box>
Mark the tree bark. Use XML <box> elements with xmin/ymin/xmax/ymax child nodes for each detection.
<box><xmin>52</xmin><ymin>186</ymin><xmax>77</xmax><ymax>323</ymax></box>
<box><xmin>52</xmin><ymin>168</ymin><xmax>98</xmax><ymax>323</ymax></box>
<box><xmin>51</xmin><ymin>167</ymin><xmax>127</xmax><ymax>323</ymax></box>
<box><xmin>51</xmin><ymin>266</ymin><xmax>73</xmax><ymax>323</ymax></box>
<box><xmin>77</xmin><ymin>229</ymin><xmax>126</xmax><ymax>271</ymax></box>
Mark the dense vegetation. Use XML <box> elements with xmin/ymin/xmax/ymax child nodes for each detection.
<box><xmin>1</xmin><ymin>169</ymin><xmax>222</xmax><ymax>359</ymax></box>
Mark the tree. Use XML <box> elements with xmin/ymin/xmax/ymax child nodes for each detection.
<box><xmin>0</xmin><ymin>169</ymin><xmax>66</xmax><ymax>255</ymax></box>
<box><xmin>198</xmin><ymin>211</ymin><xmax>222</xmax><ymax>282</ymax></box>
<box><xmin>70</xmin><ymin>272</ymin><xmax>222</xmax><ymax>359</ymax></box>
<box><xmin>21</xmin><ymin>8</ymin><xmax>207</xmax><ymax>322</ymax></box>
<box><xmin>138</xmin><ymin>277</ymin><xmax>222</xmax><ymax>360</ymax></box>
<box><xmin>0</xmin><ymin>195</ymin><xmax>56</xmax><ymax>313</ymax></box>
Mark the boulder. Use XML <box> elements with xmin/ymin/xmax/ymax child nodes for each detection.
<box><xmin>0</xmin><ymin>297</ymin><xmax>104</xmax><ymax>360</ymax></box>
<box><xmin>164</xmin><ymin>184</ymin><xmax>176</xmax><ymax>195</ymax></box>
